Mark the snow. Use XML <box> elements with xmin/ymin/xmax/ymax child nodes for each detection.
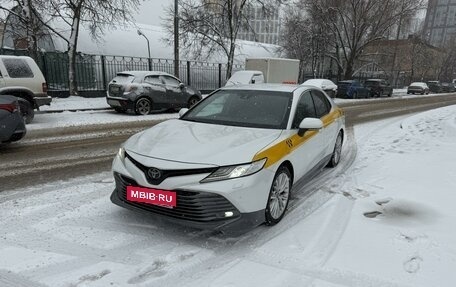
<box><xmin>2</xmin><ymin>102</ymin><xmax>456</xmax><ymax>286</ymax></box>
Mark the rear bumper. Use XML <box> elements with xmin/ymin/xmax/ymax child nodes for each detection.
<box><xmin>34</xmin><ymin>94</ymin><xmax>52</xmax><ymax>107</ymax></box>
<box><xmin>0</xmin><ymin>112</ymin><xmax>26</xmax><ymax>143</ymax></box>
<box><xmin>106</xmin><ymin>96</ymin><xmax>135</xmax><ymax>111</ymax></box>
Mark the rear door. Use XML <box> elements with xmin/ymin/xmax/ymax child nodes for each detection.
<box><xmin>144</xmin><ymin>75</ymin><xmax>167</xmax><ymax>106</ymax></box>
<box><xmin>160</xmin><ymin>75</ymin><xmax>184</xmax><ymax>108</ymax></box>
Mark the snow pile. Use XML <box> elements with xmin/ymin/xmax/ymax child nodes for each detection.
<box><xmin>1</xmin><ymin>106</ymin><xmax>456</xmax><ymax>286</ymax></box>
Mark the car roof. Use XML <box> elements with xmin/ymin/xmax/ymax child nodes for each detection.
<box><xmin>117</xmin><ymin>71</ymin><xmax>174</xmax><ymax>78</ymax></box>
<box><xmin>365</xmin><ymin>79</ymin><xmax>383</xmax><ymax>81</ymax></box>
<box><xmin>220</xmin><ymin>83</ymin><xmax>305</xmax><ymax>93</ymax></box>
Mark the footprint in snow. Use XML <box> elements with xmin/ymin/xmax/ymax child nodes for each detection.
<box><xmin>403</xmin><ymin>256</ymin><xmax>422</xmax><ymax>273</ymax></box>
<box><xmin>128</xmin><ymin>259</ymin><xmax>168</xmax><ymax>284</ymax></box>
<box><xmin>363</xmin><ymin>211</ymin><xmax>383</xmax><ymax>218</ymax></box>
<box><xmin>375</xmin><ymin>197</ymin><xmax>393</xmax><ymax>206</ymax></box>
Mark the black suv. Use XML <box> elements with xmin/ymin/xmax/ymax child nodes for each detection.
<box><xmin>364</xmin><ymin>79</ymin><xmax>393</xmax><ymax>97</ymax></box>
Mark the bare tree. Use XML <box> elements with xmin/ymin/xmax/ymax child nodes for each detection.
<box><xmin>42</xmin><ymin>0</ymin><xmax>139</xmax><ymax>96</ymax></box>
<box><xmin>1</xmin><ymin>0</ymin><xmax>139</xmax><ymax>96</ymax></box>
<box><xmin>279</xmin><ymin>4</ymin><xmax>332</xmax><ymax>81</ymax></box>
<box><xmin>164</xmin><ymin>0</ymin><xmax>281</xmax><ymax>78</ymax></box>
<box><xmin>0</xmin><ymin>0</ymin><xmax>51</xmax><ymax>60</ymax></box>
<box><xmin>286</xmin><ymin>0</ymin><xmax>425</xmax><ymax>80</ymax></box>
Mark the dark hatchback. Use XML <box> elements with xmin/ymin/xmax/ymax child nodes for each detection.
<box><xmin>0</xmin><ymin>95</ymin><xmax>26</xmax><ymax>143</ymax></box>
<box><xmin>336</xmin><ymin>80</ymin><xmax>370</xmax><ymax>99</ymax></box>
<box><xmin>106</xmin><ymin>71</ymin><xmax>202</xmax><ymax>115</ymax></box>
<box><xmin>364</xmin><ymin>79</ymin><xmax>393</xmax><ymax>97</ymax></box>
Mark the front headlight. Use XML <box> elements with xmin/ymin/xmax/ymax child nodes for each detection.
<box><xmin>118</xmin><ymin>147</ymin><xmax>125</xmax><ymax>161</ymax></box>
<box><xmin>200</xmin><ymin>158</ymin><xmax>267</xmax><ymax>183</ymax></box>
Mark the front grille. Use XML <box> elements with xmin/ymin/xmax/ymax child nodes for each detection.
<box><xmin>114</xmin><ymin>173</ymin><xmax>240</xmax><ymax>222</ymax></box>
<box><xmin>125</xmin><ymin>152</ymin><xmax>217</xmax><ymax>185</ymax></box>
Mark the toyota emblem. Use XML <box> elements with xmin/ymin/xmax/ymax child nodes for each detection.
<box><xmin>148</xmin><ymin>168</ymin><xmax>162</xmax><ymax>179</ymax></box>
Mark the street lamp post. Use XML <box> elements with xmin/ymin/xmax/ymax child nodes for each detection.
<box><xmin>137</xmin><ymin>29</ymin><xmax>152</xmax><ymax>71</ymax></box>
<box><xmin>174</xmin><ymin>0</ymin><xmax>179</xmax><ymax>78</ymax></box>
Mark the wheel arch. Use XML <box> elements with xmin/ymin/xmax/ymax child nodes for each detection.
<box><xmin>278</xmin><ymin>160</ymin><xmax>294</xmax><ymax>185</ymax></box>
<box><xmin>0</xmin><ymin>89</ymin><xmax>35</xmax><ymax>107</ymax></box>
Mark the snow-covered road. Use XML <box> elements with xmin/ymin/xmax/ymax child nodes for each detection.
<box><xmin>1</xmin><ymin>106</ymin><xmax>456</xmax><ymax>286</ymax></box>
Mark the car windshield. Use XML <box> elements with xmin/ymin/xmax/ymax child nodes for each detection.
<box><xmin>181</xmin><ymin>89</ymin><xmax>292</xmax><ymax>129</ymax></box>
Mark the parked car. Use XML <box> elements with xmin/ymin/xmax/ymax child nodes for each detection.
<box><xmin>336</xmin><ymin>80</ymin><xmax>370</xmax><ymax>99</ymax></box>
<box><xmin>364</xmin><ymin>79</ymin><xmax>393</xmax><ymax>97</ymax></box>
<box><xmin>441</xmin><ymin>82</ymin><xmax>456</xmax><ymax>93</ymax></box>
<box><xmin>0</xmin><ymin>55</ymin><xmax>51</xmax><ymax>123</ymax></box>
<box><xmin>106</xmin><ymin>71</ymin><xmax>202</xmax><ymax>115</ymax></box>
<box><xmin>0</xmin><ymin>95</ymin><xmax>26</xmax><ymax>143</ymax></box>
<box><xmin>110</xmin><ymin>84</ymin><xmax>345</xmax><ymax>231</ymax></box>
<box><xmin>225</xmin><ymin>70</ymin><xmax>265</xmax><ymax>86</ymax></box>
<box><xmin>301</xmin><ymin>79</ymin><xmax>337</xmax><ymax>98</ymax></box>
<box><xmin>427</xmin><ymin>81</ymin><xmax>443</xmax><ymax>93</ymax></box>
<box><xmin>407</xmin><ymin>82</ymin><xmax>429</xmax><ymax>95</ymax></box>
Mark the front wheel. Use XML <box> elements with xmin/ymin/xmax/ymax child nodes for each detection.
<box><xmin>265</xmin><ymin>166</ymin><xmax>292</xmax><ymax>226</ymax></box>
<box><xmin>135</xmin><ymin>97</ymin><xmax>152</xmax><ymax>115</ymax></box>
<box><xmin>327</xmin><ymin>132</ymin><xmax>343</xmax><ymax>167</ymax></box>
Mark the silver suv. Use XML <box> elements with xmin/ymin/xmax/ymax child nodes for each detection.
<box><xmin>0</xmin><ymin>55</ymin><xmax>52</xmax><ymax>123</ymax></box>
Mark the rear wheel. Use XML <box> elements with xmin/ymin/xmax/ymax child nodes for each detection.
<box><xmin>265</xmin><ymin>166</ymin><xmax>292</xmax><ymax>226</ymax></box>
<box><xmin>18</xmin><ymin>100</ymin><xmax>34</xmax><ymax>124</ymax></box>
<box><xmin>327</xmin><ymin>132</ymin><xmax>343</xmax><ymax>167</ymax></box>
<box><xmin>135</xmin><ymin>98</ymin><xmax>152</xmax><ymax>115</ymax></box>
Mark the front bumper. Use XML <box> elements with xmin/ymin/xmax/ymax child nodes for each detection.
<box><xmin>110</xmin><ymin>152</ymin><xmax>275</xmax><ymax>232</ymax></box>
<box><xmin>110</xmin><ymin>172</ymin><xmax>265</xmax><ymax>232</ymax></box>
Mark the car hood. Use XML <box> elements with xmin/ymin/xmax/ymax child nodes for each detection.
<box><xmin>125</xmin><ymin>119</ymin><xmax>282</xmax><ymax>166</ymax></box>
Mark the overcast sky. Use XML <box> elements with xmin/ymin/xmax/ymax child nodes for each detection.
<box><xmin>134</xmin><ymin>0</ymin><xmax>172</xmax><ymax>26</ymax></box>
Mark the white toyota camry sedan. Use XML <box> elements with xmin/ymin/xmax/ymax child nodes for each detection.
<box><xmin>111</xmin><ymin>84</ymin><xmax>345</xmax><ymax>232</ymax></box>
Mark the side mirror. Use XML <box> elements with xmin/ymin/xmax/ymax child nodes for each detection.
<box><xmin>179</xmin><ymin>108</ymin><xmax>188</xmax><ymax>117</ymax></box>
<box><xmin>179</xmin><ymin>83</ymin><xmax>185</xmax><ymax>89</ymax></box>
<box><xmin>298</xmin><ymin>118</ymin><xmax>323</xmax><ymax>136</ymax></box>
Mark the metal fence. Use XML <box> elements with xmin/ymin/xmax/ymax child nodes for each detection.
<box><xmin>0</xmin><ymin>49</ymin><xmax>244</xmax><ymax>97</ymax></box>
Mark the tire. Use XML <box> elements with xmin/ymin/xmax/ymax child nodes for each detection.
<box><xmin>265</xmin><ymin>166</ymin><xmax>292</xmax><ymax>226</ymax></box>
<box><xmin>327</xmin><ymin>131</ymin><xmax>343</xmax><ymax>168</ymax></box>
<box><xmin>18</xmin><ymin>100</ymin><xmax>34</xmax><ymax>124</ymax></box>
<box><xmin>188</xmin><ymin>96</ymin><xmax>199</xmax><ymax>108</ymax></box>
<box><xmin>135</xmin><ymin>97</ymin><xmax>152</xmax><ymax>115</ymax></box>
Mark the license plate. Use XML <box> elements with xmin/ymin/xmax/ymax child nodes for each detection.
<box><xmin>126</xmin><ymin>186</ymin><xmax>177</xmax><ymax>208</ymax></box>
<box><xmin>108</xmin><ymin>99</ymin><xmax>121</xmax><ymax>107</ymax></box>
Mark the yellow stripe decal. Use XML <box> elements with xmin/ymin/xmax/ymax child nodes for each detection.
<box><xmin>253</xmin><ymin>108</ymin><xmax>344</xmax><ymax>169</ymax></box>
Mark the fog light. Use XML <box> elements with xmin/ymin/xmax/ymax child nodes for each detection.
<box><xmin>224</xmin><ymin>211</ymin><xmax>234</xmax><ymax>217</ymax></box>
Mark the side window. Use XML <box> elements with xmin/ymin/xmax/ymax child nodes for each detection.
<box><xmin>292</xmin><ymin>91</ymin><xmax>316</xmax><ymax>129</ymax></box>
<box><xmin>311</xmin><ymin>90</ymin><xmax>331</xmax><ymax>118</ymax></box>
<box><xmin>144</xmin><ymin>75</ymin><xmax>162</xmax><ymax>85</ymax></box>
<box><xmin>2</xmin><ymin>59</ymin><xmax>34</xmax><ymax>78</ymax></box>
<box><xmin>161</xmin><ymin>76</ymin><xmax>181</xmax><ymax>87</ymax></box>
